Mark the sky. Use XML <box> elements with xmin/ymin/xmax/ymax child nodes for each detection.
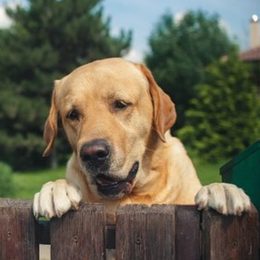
<box><xmin>0</xmin><ymin>0</ymin><xmax>260</xmax><ymax>62</ymax></box>
<box><xmin>103</xmin><ymin>0</ymin><xmax>260</xmax><ymax>61</ymax></box>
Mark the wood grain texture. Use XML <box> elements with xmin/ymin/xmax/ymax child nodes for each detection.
<box><xmin>0</xmin><ymin>198</ymin><xmax>39</xmax><ymax>260</ymax></box>
<box><xmin>0</xmin><ymin>199</ymin><xmax>259</xmax><ymax>260</ymax></box>
<box><xmin>116</xmin><ymin>205</ymin><xmax>176</xmax><ymax>260</ymax></box>
<box><xmin>50</xmin><ymin>203</ymin><xmax>106</xmax><ymax>260</ymax></box>
<box><xmin>202</xmin><ymin>207</ymin><xmax>259</xmax><ymax>260</ymax></box>
<box><xmin>175</xmin><ymin>205</ymin><xmax>200</xmax><ymax>260</ymax></box>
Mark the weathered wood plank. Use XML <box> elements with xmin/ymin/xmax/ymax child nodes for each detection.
<box><xmin>175</xmin><ymin>205</ymin><xmax>200</xmax><ymax>260</ymax></box>
<box><xmin>202</xmin><ymin>207</ymin><xmax>259</xmax><ymax>260</ymax></box>
<box><xmin>50</xmin><ymin>203</ymin><xmax>106</xmax><ymax>260</ymax></box>
<box><xmin>116</xmin><ymin>205</ymin><xmax>175</xmax><ymax>260</ymax></box>
<box><xmin>0</xmin><ymin>198</ymin><xmax>39</xmax><ymax>260</ymax></box>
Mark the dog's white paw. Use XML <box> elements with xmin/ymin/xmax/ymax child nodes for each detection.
<box><xmin>33</xmin><ymin>179</ymin><xmax>82</xmax><ymax>219</ymax></box>
<box><xmin>195</xmin><ymin>183</ymin><xmax>251</xmax><ymax>215</ymax></box>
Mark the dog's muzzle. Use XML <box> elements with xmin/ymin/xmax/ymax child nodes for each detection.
<box><xmin>95</xmin><ymin>161</ymin><xmax>139</xmax><ymax>197</ymax></box>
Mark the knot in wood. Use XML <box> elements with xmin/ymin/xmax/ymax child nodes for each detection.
<box><xmin>135</xmin><ymin>236</ymin><xmax>141</xmax><ymax>245</ymax></box>
<box><xmin>73</xmin><ymin>235</ymin><xmax>79</xmax><ymax>244</ymax></box>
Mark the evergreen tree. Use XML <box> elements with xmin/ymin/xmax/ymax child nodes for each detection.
<box><xmin>145</xmin><ymin>10</ymin><xmax>235</xmax><ymax>129</ymax></box>
<box><xmin>178</xmin><ymin>53</ymin><xmax>260</xmax><ymax>161</ymax></box>
<box><xmin>0</xmin><ymin>0</ymin><xmax>131</xmax><ymax>170</ymax></box>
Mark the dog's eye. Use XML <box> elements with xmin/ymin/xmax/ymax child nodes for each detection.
<box><xmin>67</xmin><ymin>109</ymin><xmax>80</xmax><ymax>121</ymax></box>
<box><xmin>113</xmin><ymin>100</ymin><xmax>129</xmax><ymax>110</ymax></box>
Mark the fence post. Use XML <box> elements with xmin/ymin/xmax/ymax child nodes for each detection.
<box><xmin>201</xmin><ymin>207</ymin><xmax>259</xmax><ymax>260</ymax></box>
<box><xmin>50</xmin><ymin>203</ymin><xmax>106</xmax><ymax>260</ymax></box>
<box><xmin>175</xmin><ymin>205</ymin><xmax>200</xmax><ymax>260</ymax></box>
<box><xmin>0</xmin><ymin>199</ymin><xmax>39</xmax><ymax>260</ymax></box>
<box><xmin>116</xmin><ymin>205</ymin><xmax>176</xmax><ymax>260</ymax></box>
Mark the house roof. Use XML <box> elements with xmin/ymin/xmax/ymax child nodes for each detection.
<box><xmin>240</xmin><ymin>46</ymin><xmax>260</xmax><ymax>61</ymax></box>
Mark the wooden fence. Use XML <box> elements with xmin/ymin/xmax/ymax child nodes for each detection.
<box><xmin>0</xmin><ymin>198</ymin><xmax>259</xmax><ymax>260</ymax></box>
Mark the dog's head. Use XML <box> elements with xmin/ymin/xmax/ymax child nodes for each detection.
<box><xmin>43</xmin><ymin>58</ymin><xmax>176</xmax><ymax>199</ymax></box>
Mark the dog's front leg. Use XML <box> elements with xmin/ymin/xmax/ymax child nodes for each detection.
<box><xmin>33</xmin><ymin>179</ymin><xmax>82</xmax><ymax>219</ymax></box>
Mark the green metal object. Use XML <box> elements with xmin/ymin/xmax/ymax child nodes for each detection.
<box><xmin>220</xmin><ymin>140</ymin><xmax>260</xmax><ymax>212</ymax></box>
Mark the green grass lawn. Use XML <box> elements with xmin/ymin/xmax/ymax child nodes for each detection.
<box><xmin>12</xmin><ymin>167</ymin><xmax>66</xmax><ymax>199</ymax></box>
<box><xmin>194</xmin><ymin>159</ymin><xmax>223</xmax><ymax>185</ymax></box>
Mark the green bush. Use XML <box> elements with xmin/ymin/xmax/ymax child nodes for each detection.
<box><xmin>178</xmin><ymin>53</ymin><xmax>260</xmax><ymax>161</ymax></box>
<box><xmin>0</xmin><ymin>162</ymin><xmax>15</xmax><ymax>197</ymax></box>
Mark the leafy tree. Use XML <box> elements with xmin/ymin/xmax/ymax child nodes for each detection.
<box><xmin>0</xmin><ymin>0</ymin><xmax>131</xmax><ymax>170</ymax></box>
<box><xmin>145</xmin><ymin>10</ymin><xmax>235</xmax><ymax>128</ymax></box>
<box><xmin>178</xmin><ymin>53</ymin><xmax>260</xmax><ymax>161</ymax></box>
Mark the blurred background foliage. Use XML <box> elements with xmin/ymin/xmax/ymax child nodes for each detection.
<box><xmin>0</xmin><ymin>0</ymin><xmax>259</xmax><ymax>198</ymax></box>
<box><xmin>178</xmin><ymin>53</ymin><xmax>260</xmax><ymax>161</ymax></box>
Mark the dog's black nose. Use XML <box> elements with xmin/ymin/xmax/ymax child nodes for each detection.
<box><xmin>80</xmin><ymin>139</ymin><xmax>110</xmax><ymax>168</ymax></box>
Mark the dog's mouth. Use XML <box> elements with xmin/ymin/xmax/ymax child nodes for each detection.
<box><xmin>95</xmin><ymin>161</ymin><xmax>139</xmax><ymax>198</ymax></box>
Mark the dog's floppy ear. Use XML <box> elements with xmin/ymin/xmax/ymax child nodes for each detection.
<box><xmin>138</xmin><ymin>64</ymin><xmax>177</xmax><ymax>142</ymax></box>
<box><xmin>43</xmin><ymin>80</ymin><xmax>60</xmax><ymax>157</ymax></box>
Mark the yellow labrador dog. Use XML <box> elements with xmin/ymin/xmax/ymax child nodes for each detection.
<box><xmin>33</xmin><ymin>58</ymin><xmax>251</xmax><ymax>220</ymax></box>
